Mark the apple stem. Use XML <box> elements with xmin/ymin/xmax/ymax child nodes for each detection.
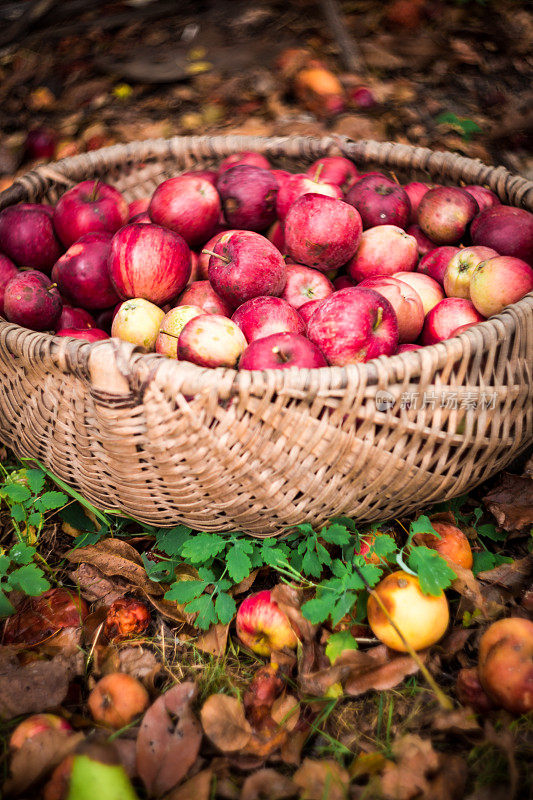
<box><xmin>47</xmin><ymin>283</ymin><xmax>57</xmax><ymax>291</ymax></box>
<box><xmin>272</xmin><ymin>346</ymin><xmax>289</xmax><ymax>362</ymax></box>
<box><xmin>352</xmin><ymin>563</ymin><xmax>454</xmax><ymax>711</ymax></box>
<box><xmin>201</xmin><ymin>248</ymin><xmax>230</xmax><ymax>263</ymax></box>
<box><xmin>90</xmin><ymin>179</ymin><xmax>101</xmax><ymax>202</ymax></box>
<box><xmin>312</xmin><ymin>163</ymin><xmax>324</xmax><ymax>183</ymax></box>
<box><xmin>373</xmin><ymin>306</ymin><xmax>383</xmax><ymax>331</ymax></box>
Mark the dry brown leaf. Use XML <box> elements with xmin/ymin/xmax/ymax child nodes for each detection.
<box><xmin>102</xmin><ymin>646</ymin><xmax>161</xmax><ymax>686</ymax></box>
<box><xmin>339</xmin><ymin>646</ymin><xmax>422</xmax><ymax>696</ymax></box>
<box><xmin>0</xmin><ymin>647</ymin><xmax>84</xmax><ymax>719</ymax></box>
<box><xmin>429</xmin><ymin>754</ymin><xmax>468</xmax><ymax>800</ymax></box>
<box><xmin>240</xmin><ymin>768</ymin><xmax>297</xmax><ymax>800</ymax></box>
<box><xmin>280</xmin><ymin>728</ymin><xmax>308</xmax><ymax>766</ymax></box>
<box><xmin>444</xmin><ymin>558</ymin><xmax>502</xmax><ymax>618</ymax></box>
<box><xmin>193</xmin><ymin>623</ymin><xmax>230</xmax><ymax>656</ymax></box>
<box><xmin>271</xmin><ymin>694</ymin><xmax>300</xmax><ymax>733</ymax></box>
<box><xmin>136</xmin><ymin>681</ymin><xmax>202</xmax><ymax>796</ymax></box>
<box><xmin>478</xmin><ymin>553</ymin><xmax>533</xmax><ymax>594</ymax></box>
<box><xmin>166</xmin><ymin>769</ymin><xmax>213</xmax><ymax>800</ymax></box>
<box><xmin>66</xmin><ymin>539</ymin><xmax>163</xmax><ymax>596</ymax></box>
<box><xmin>69</xmin><ymin>563</ymin><xmax>128</xmax><ymax>604</ymax></box>
<box><xmin>113</xmin><ymin>739</ymin><xmax>137</xmax><ymax>778</ymax></box>
<box><xmin>145</xmin><ymin>594</ymin><xmax>191</xmax><ymax>625</ymax></box>
<box><xmin>482</xmin><ymin>473</ymin><xmax>533</xmax><ymax>531</ymax></box>
<box><xmin>232</xmin><ymin>569</ymin><xmax>260</xmax><ymax>596</ymax></box>
<box><xmin>380</xmin><ymin>735</ymin><xmax>439</xmax><ymax>800</ymax></box>
<box><xmin>201</xmin><ymin>694</ymin><xmax>252</xmax><ymax>753</ymax></box>
<box><xmin>431</xmin><ymin>706</ymin><xmax>481</xmax><ymax>734</ymax></box>
<box><xmin>270</xmin><ymin>584</ymin><xmax>317</xmax><ymax>644</ymax></box>
<box><xmin>4</xmin><ymin>730</ymin><xmax>84</xmax><ymax>795</ymax></box>
<box><xmin>293</xmin><ymin>758</ymin><xmax>349</xmax><ymax>800</ymax></box>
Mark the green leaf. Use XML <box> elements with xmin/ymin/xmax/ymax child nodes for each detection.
<box><xmin>408</xmin><ymin>546</ymin><xmax>456</xmax><ymax>595</ymax></box>
<box><xmin>477</xmin><ymin>524</ymin><xmax>507</xmax><ymax>542</ymax></box>
<box><xmin>185</xmin><ymin>594</ymin><xmax>217</xmax><ymax>629</ymax></box>
<box><xmin>0</xmin><ymin>554</ymin><xmax>10</xmax><ymax>577</ymax></box>
<box><xmin>26</xmin><ymin>469</ymin><xmax>46</xmax><ymax>495</ymax></box>
<box><xmin>351</xmin><ymin>561</ymin><xmax>383</xmax><ymax>588</ymax></box>
<box><xmin>329</xmin><ymin>516</ymin><xmax>358</xmax><ymax>532</ymax></box>
<box><xmin>260</xmin><ymin>544</ymin><xmax>289</xmax><ymax>567</ymax></box>
<box><xmin>302</xmin><ymin>547</ymin><xmax>323</xmax><ymax>578</ymax></box>
<box><xmin>3</xmin><ymin>484</ymin><xmax>31</xmax><ymax>503</ymax></box>
<box><xmin>27</xmin><ymin>511</ymin><xmax>43</xmax><ymax>528</ymax></box>
<box><xmin>331</xmin><ymin>592</ymin><xmax>357</xmax><ymax>627</ymax></box>
<box><xmin>321</xmin><ymin>523</ymin><xmax>352</xmax><ymax>546</ymax></box>
<box><xmin>409</xmin><ymin>515</ymin><xmax>438</xmax><ymax>540</ymax></box>
<box><xmin>165</xmin><ymin>580</ymin><xmax>207</xmax><ymax>603</ymax></box>
<box><xmin>181</xmin><ymin>534</ymin><xmax>226</xmax><ymax>563</ymax></box>
<box><xmin>301</xmin><ymin>595</ymin><xmax>335</xmax><ymax>624</ymax></box>
<box><xmin>142</xmin><ymin>556</ymin><xmax>175</xmax><ymax>583</ymax></box>
<box><xmin>326</xmin><ymin>630</ymin><xmax>358</xmax><ymax>664</ymax></box>
<box><xmin>371</xmin><ymin>534</ymin><xmax>397</xmax><ymax>558</ymax></box>
<box><xmin>10</xmin><ymin>504</ymin><xmax>26</xmax><ymax>523</ymax></box>
<box><xmin>8</xmin><ymin>564</ymin><xmax>50</xmax><ymax>596</ymax></box>
<box><xmin>34</xmin><ymin>491</ymin><xmax>68</xmax><ymax>513</ymax></box>
<box><xmin>472</xmin><ymin>551</ymin><xmax>513</xmax><ymax>575</ymax></box>
<box><xmin>226</xmin><ymin>541</ymin><xmax>253</xmax><ymax>583</ymax></box>
<box><xmin>0</xmin><ymin>590</ymin><xmax>15</xmax><ymax>617</ymax></box>
<box><xmin>155</xmin><ymin>525</ymin><xmax>193</xmax><ymax>557</ymax></box>
<box><xmin>60</xmin><ymin>502</ymin><xmax>98</xmax><ymax>532</ymax></box>
<box><xmin>214</xmin><ymin>592</ymin><xmax>237</xmax><ymax>624</ymax></box>
<box><xmin>9</xmin><ymin>543</ymin><xmax>36</xmax><ymax>565</ymax></box>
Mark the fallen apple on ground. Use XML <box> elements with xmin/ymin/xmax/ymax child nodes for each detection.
<box><xmin>236</xmin><ymin>590</ymin><xmax>298</xmax><ymax>655</ymax></box>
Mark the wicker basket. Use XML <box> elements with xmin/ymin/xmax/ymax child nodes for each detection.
<box><xmin>0</xmin><ymin>135</ymin><xmax>532</xmax><ymax>536</ymax></box>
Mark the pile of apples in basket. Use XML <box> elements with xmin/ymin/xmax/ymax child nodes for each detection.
<box><xmin>1</xmin><ymin>151</ymin><xmax>532</xmax><ymax>370</ymax></box>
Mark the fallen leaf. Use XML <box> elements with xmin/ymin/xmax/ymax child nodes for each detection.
<box><xmin>232</xmin><ymin>569</ymin><xmax>259</xmax><ymax>596</ymax></box>
<box><xmin>270</xmin><ymin>694</ymin><xmax>300</xmax><ymax>733</ymax></box>
<box><xmin>429</xmin><ymin>753</ymin><xmax>468</xmax><ymax>800</ymax></box>
<box><xmin>102</xmin><ymin>646</ymin><xmax>161</xmax><ymax>685</ymax></box>
<box><xmin>293</xmin><ymin>758</ymin><xmax>349</xmax><ymax>800</ymax></box>
<box><xmin>380</xmin><ymin>735</ymin><xmax>439</xmax><ymax>800</ymax></box>
<box><xmin>68</xmin><ymin>563</ymin><xmax>128</xmax><ymax>604</ymax></box>
<box><xmin>0</xmin><ymin>647</ymin><xmax>84</xmax><ymax>719</ymax></box>
<box><xmin>166</xmin><ymin>768</ymin><xmax>213</xmax><ymax>800</ymax></box>
<box><xmin>193</xmin><ymin>623</ymin><xmax>230</xmax><ymax>656</ymax></box>
<box><xmin>3</xmin><ymin>588</ymin><xmax>88</xmax><ymax>646</ymax></box>
<box><xmin>482</xmin><ymin>473</ymin><xmax>533</xmax><ymax>530</ymax></box>
<box><xmin>342</xmin><ymin>646</ymin><xmax>424</xmax><ymax>696</ymax></box>
<box><xmin>349</xmin><ymin>752</ymin><xmax>388</xmax><ymax>780</ymax></box>
<box><xmin>280</xmin><ymin>728</ymin><xmax>308</xmax><ymax>766</ymax></box>
<box><xmin>201</xmin><ymin>694</ymin><xmax>252</xmax><ymax>753</ymax></box>
<box><xmin>136</xmin><ymin>682</ymin><xmax>202</xmax><ymax>796</ymax></box>
<box><xmin>4</xmin><ymin>730</ymin><xmax>84</xmax><ymax>795</ymax></box>
<box><xmin>240</xmin><ymin>768</ymin><xmax>297</xmax><ymax>800</ymax></box>
<box><xmin>478</xmin><ymin>554</ymin><xmax>533</xmax><ymax>594</ymax></box>
<box><xmin>66</xmin><ymin>539</ymin><xmax>163</xmax><ymax>596</ymax></box>
<box><xmin>270</xmin><ymin>584</ymin><xmax>317</xmax><ymax>644</ymax></box>
<box><xmin>113</xmin><ymin>739</ymin><xmax>137</xmax><ymax>778</ymax></box>
<box><xmin>444</xmin><ymin>559</ymin><xmax>502</xmax><ymax>618</ymax></box>
<box><xmin>431</xmin><ymin>707</ymin><xmax>481</xmax><ymax>734</ymax></box>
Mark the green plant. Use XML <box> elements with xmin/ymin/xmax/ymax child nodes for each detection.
<box><xmin>436</xmin><ymin>112</ymin><xmax>481</xmax><ymax>141</ymax></box>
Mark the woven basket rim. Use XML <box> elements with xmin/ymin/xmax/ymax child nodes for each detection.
<box><xmin>1</xmin><ymin>134</ymin><xmax>532</xmax><ymax>397</ymax></box>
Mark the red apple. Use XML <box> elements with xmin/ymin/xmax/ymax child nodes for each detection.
<box><xmin>176</xmin><ymin>280</ymin><xmax>234</xmax><ymax>317</ymax></box>
<box><xmin>281</xmin><ymin>262</ymin><xmax>334</xmax><ymax>309</ymax></box>
<box><xmin>397</xmin><ymin>343</ymin><xmax>422</xmax><ymax>352</ymax></box>
<box><xmin>418</xmin><ymin>186</ymin><xmax>479</xmax><ymax>244</ymax></box>
<box><xmin>270</xmin><ymin>168</ymin><xmax>292</xmax><ymax>193</ymax></box>
<box><xmin>333</xmin><ymin>275</ymin><xmax>356</xmax><ymax>291</ymax></box>
<box><xmin>235</xmin><ymin>590</ymin><xmax>298</xmax><ymax>655</ymax></box>
<box><xmin>421</xmin><ymin>298</ymin><xmax>485</xmax><ymax>345</ymax></box>
<box><xmin>188</xmin><ymin>250</ymin><xmax>199</xmax><ymax>284</ymax></box>
<box><xmin>450</xmin><ymin>322</ymin><xmax>477</xmax><ymax>336</ymax></box>
<box><xmin>181</xmin><ymin>169</ymin><xmax>218</xmax><ymax>186</ymax></box>
<box><xmin>393</xmin><ymin>271</ymin><xmax>444</xmax><ymax>315</ymax></box>
<box><xmin>128</xmin><ymin>197</ymin><xmax>150</xmax><ymax>219</ymax></box>
<box><xmin>53</xmin><ymin>232</ymin><xmax>119</xmax><ymax>310</ymax></box>
<box><xmin>56</xmin><ymin>305</ymin><xmax>95</xmax><ymax>331</ymax></box>
<box><xmin>232</xmin><ymin>296</ymin><xmax>305</xmax><ymax>342</ymax></box>
<box><xmin>284</xmin><ymin>194</ymin><xmax>362</xmax><ymax>272</ymax></box>
<box><xmin>347</xmin><ymin>225</ymin><xmax>418</xmax><ymax>282</ymax></box>
<box><xmin>216</xmin><ymin>165</ymin><xmax>278</xmax><ymax>231</ymax></box>
<box><xmin>129</xmin><ymin>211</ymin><xmax>151</xmax><ymax>224</ymax></box>
<box><xmin>56</xmin><ymin>327</ymin><xmax>109</xmax><ymax>341</ymax></box>
<box><xmin>406</xmin><ymin>224</ymin><xmax>436</xmax><ymax>258</ymax></box>
<box><xmin>178</xmin><ymin>314</ymin><xmax>247</xmax><ymax>368</ymax></box>
<box><xmin>443</xmin><ymin>246</ymin><xmax>498</xmax><ymax>299</ymax></box>
<box><xmin>218</xmin><ymin>151</ymin><xmax>270</xmax><ymax>174</ymax></box>
<box><xmin>10</xmin><ymin>714</ymin><xmax>72</xmax><ymax>751</ymax></box>
<box><xmin>418</xmin><ymin>246</ymin><xmax>460</xmax><ymax>284</ymax></box>
<box><xmin>3</xmin><ymin>271</ymin><xmax>62</xmax><ymax>331</ymax></box>
<box><xmin>239</xmin><ymin>331</ymin><xmax>327</xmax><ymax>370</ymax></box>
<box><xmin>94</xmin><ymin>307</ymin><xmax>116</xmax><ymax>333</ymax></box>
<box><xmin>0</xmin><ymin>204</ymin><xmax>62</xmax><ymax>273</ymax></box>
<box><xmin>155</xmin><ymin>305</ymin><xmax>203</xmax><ymax>358</ymax></box>
<box><xmin>0</xmin><ymin>253</ymin><xmax>18</xmax><ymax>316</ymax></box>
<box><xmin>463</xmin><ymin>185</ymin><xmax>500</xmax><ymax>213</ymax></box>
<box><xmin>307</xmin><ymin>287</ymin><xmax>399</xmax><ymax>365</ymax></box>
<box><xmin>24</xmin><ymin>127</ymin><xmax>57</xmax><ymax>161</ymax></box>
<box><xmin>111</xmin><ymin>298</ymin><xmax>165</xmax><ymax>350</ymax></box>
<box><xmin>298</xmin><ymin>299</ymin><xmax>323</xmax><ymax>326</ymax></box>
<box><xmin>345</xmin><ymin>174</ymin><xmax>411</xmax><ymax>229</ymax></box>
<box><xmin>206</xmin><ymin>230</ymin><xmax>287</xmax><ymax>308</ymax></box>
<box><xmin>469</xmin><ymin>256</ymin><xmax>533</xmax><ymax>317</ymax></box>
<box><xmin>306</xmin><ymin>156</ymin><xmax>359</xmax><ymax>191</ymax></box>
<box><xmin>404</xmin><ymin>182</ymin><xmax>432</xmax><ymax>225</ymax></box>
<box><xmin>348</xmin><ymin>86</ymin><xmax>377</xmax><ymax>109</ymax></box>
<box><xmin>109</xmin><ymin>223</ymin><xmax>191</xmax><ymax>305</ymax></box>
<box><xmin>471</xmin><ymin>206</ymin><xmax>533</xmax><ymax>264</ymax></box>
<box><xmin>358</xmin><ymin>276</ymin><xmax>424</xmax><ymax>343</ymax></box>
<box><xmin>196</xmin><ymin>229</ymin><xmax>237</xmax><ymax>281</ymax></box>
<box><xmin>53</xmin><ymin>180</ymin><xmax>128</xmax><ymax>248</ymax></box>
<box><xmin>276</xmin><ymin>172</ymin><xmax>342</xmax><ymax>221</ymax></box>
<box><xmin>266</xmin><ymin>220</ymin><xmax>286</xmax><ymax>254</ymax></box>
<box><xmin>149</xmin><ymin>175</ymin><xmax>221</xmax><ymax>248</ymax></box>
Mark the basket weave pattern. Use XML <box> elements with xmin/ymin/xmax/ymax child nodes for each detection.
<box><xmin>0</xmin><ymin>135</ymin><xmax>532</xmax><ymax>536</ymax></box>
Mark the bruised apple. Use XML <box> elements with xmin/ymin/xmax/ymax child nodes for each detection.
<box><xmin>478</xmin><ymin>618</ymin><xmax>533</xmax><ymax>714</ymax></box>
<box><xmin>10</xmin><ymin>714</ymin><xmax>72</xmax><ymax>750</ymax></box>
<box><xmin>3</xmin><ymin>271</ymin><xmax>62</xmax><ymax>331</ymax></box>
<box><xmin>393</xmin><ymin>271</ymin><xmax>444</xmax><ymax>315</ymax></box>
<box><xmin>418</xmin><ymin>187</ymin><xmax>478</xmax><ymax>245</ymax></box>
<box><xmin>217</xmin><ymin>165</ymin><xmax>278</xmax><ymax>231</ymax></box>
<box><xmin>111</xmin><ymin>298</ymin><xmax>165</xmax><ymax>350</ymax></box>
<box><xmin>443</xmin><ymin>246</ymin><xmax>498</xmax><ymax>299</ymax></box>
<box><xmin>178</xmin><ymin>314</ymin><xmax>247</xmax><ymax>368</ymax></box>
<box><xmin>413</xmin><ymin>520</ymin><xmax>473</xmax><ymax>569</ymax></box>
<box><xmin>469</xmin><ymin>256</ymin><xmax>533</xmax><ymax>317</ymax></box>
<box><xmin>367</xmin><ymin>571</ymin><xmax>449</xmax><ymax>652</ymax></box>
<box><xmin>155</xmin><ymin>305</ymin><xmax>203</xmax><ymax>358</ymax></box>
<box><xmin>104</xmin><ymin>598</ymin><xmax>151</xmax><ymax>641</ymax></box>
<box><xmin>88</xmin><ymin>673</ymin><xmax>149</xmax><ymax>729</ymax></box>
<box><xmin>236</xmin><ymin>590</ymin><xmax>298</xmax><ymax>655</ymax></box>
